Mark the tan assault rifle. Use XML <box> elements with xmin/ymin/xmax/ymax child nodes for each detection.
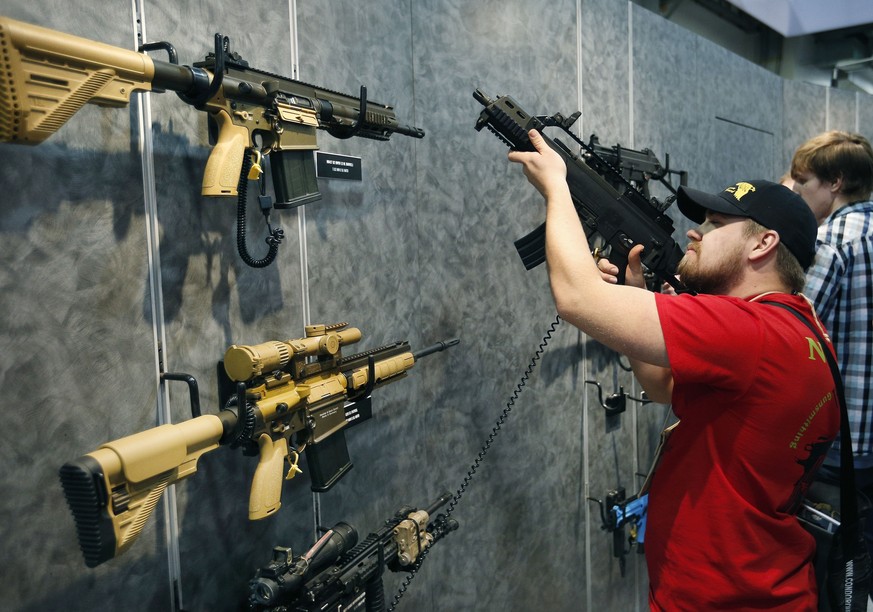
<box><xmin>0</xmin><ymin>16</ymin><xmax>423</xmax><ymax>206</ymax></box>
<box><xmin>58</xmin><ymin>323</ymin><xmax>457</xmax><ymax>568</ymax></box>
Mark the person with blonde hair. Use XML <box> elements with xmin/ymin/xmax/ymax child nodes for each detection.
<box><xmin>791</xmin><ymin>130</ymin><xmax>873</xmax><ymax>223</ymax></box>
<box><xmin>791</xmin><ymin>130</ymin><xmax>873</xmax><ymax>561</ymax></box>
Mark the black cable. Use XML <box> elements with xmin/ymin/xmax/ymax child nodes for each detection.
<box><xmin>236</xmin><ymin>152</ymin><xmax>284</xmax><ymax>268</ymax></box>
<box><xmin>387</xmin><ymin>315</ymin><xmax>562</xmax><ymax>611</ymax></box>
<box><xmin>444</xmin><ymin>315</ymin><xmax>562</xmax><ymax>517</ymax></box>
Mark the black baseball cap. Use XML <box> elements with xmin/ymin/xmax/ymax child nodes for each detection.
<box><xmin>676</xmin><ymin>179</ymin><xmax>818</xmax><ymax>269</ymax></box>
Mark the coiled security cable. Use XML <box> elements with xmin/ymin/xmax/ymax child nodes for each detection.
<box><xmin>387</xmin><ymin>315</ymin><xmax>563</xmax><ymax>611</ymax></box>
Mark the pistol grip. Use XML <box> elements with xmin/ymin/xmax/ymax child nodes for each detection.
<box><xmin>610</xmin><ymin>251</ymin><xmax>629</xmax><ymax>285</ymax></box>
<box><xmin>249</xmin><ymin>434</ymin><xmax>288</xmax><ymax>520</ymax></box>
<box><xmin>202</xmin><ymin>108</ymin><xmax>249</xmax><ymax>197</ymax></box>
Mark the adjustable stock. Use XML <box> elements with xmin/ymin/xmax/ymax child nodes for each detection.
<box><xmin>58</xmin><ymin>415</ymin><xmax>230</xmax><ymax>567</ymax></box>
<box><xmin>0</xmin><ymin>16</ymin><xmax>155</xmax><ymax>143</ymax></box>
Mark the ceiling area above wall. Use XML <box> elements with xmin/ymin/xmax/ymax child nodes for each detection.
<box><xmin>633</xmin><ymin>0</ymin><xmax>873</xmax><ymax>94</ymax></box>
<box><xmin>724</xmin><ymin>0</ymin><xmax>873</xmax><ymax>37</ymax></box>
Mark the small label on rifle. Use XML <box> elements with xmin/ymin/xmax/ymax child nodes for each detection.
<box><xmin>315</xmin><ymin>152</ymin><xmax>362</xmax><ymax>181</ymax></box>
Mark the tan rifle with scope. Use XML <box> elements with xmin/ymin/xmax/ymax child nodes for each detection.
<box><xmin>59</xmin><ymin>323</ymin><xmax>457</xmax><ymax>568</ymax></box>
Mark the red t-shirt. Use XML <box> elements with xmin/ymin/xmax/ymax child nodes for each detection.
<box><xmin>646</xmin><ymin>292</ymin><xmax>840</xmax><ymax>611</ymax></box>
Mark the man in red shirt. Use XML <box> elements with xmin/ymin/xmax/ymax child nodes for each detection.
<box><xmin>509</xmin><ymin>130</ymin><xmax>839</xmax><ymax>610</ymax></box>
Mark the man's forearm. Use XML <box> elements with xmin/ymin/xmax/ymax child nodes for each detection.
<box><xmin>544</xmin><ymin>185</ymin><xmax>607</xmax><ymax>318</ymax></box>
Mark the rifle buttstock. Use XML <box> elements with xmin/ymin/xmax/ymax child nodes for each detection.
<box><xmin>58</xmin><ymin>416</ymin><xmax>225</xmax><ymax>567</ymax></box>
<box><xmin>0</xmin><ymin>16</ymin><xmax>154</xmax><ymax>144</ymax></box>
<box><xmin>58</xmin><ymin>456</ymin><xmax>117</xmax><ymax>568</ymax></box>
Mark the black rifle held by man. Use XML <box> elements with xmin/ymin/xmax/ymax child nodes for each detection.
<box><xmin>473</xmin><ymin>89</ymin><xmax>685</xmax><ymax>293</ymax></box>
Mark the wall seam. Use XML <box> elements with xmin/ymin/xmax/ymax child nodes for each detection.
<box><xmin>575</xmin><ymin>2</ymin><xmax>593</xmax><ymax>611</ymax></box>
<box><xmin>825</xmin><ymin>86</ymin><xmax>831</xmax><ymax>131</ymax></box>
<box><xmin>130</xmin><ymin>0</ymin><xmax>182</xmax><ymax>609</ymax></box>
<box><xmin>628</xmin><ymin>0</ymin><xmax>635</xmax><ymax>149</ymax></box>
<box><xmin>286</xmin><ymin>0</ymin><xmax>322</xmax><ymax>543</ymax></box>
<box><xmin>286</xmin><ymin>1</ymin><xmax>309</xmax><ymax>335</ymax></box>
<box><xmin>627</xmin><ymin>3</ymin><xmax>642</xmax><ymax>607</ymax></box>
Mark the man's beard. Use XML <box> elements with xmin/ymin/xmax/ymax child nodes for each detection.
<box><xmin>677</xmin><ymin>242</ymin><xmax>745</xmax><ymax>295</ymax></box>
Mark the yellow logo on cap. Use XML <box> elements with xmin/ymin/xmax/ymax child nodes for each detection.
<box><xmin>724</xmin><ymin>182</ymin><xmax>756</xmax><ymax>200</ymax></box>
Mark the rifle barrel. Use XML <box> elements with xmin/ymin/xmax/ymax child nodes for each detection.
<box><xmin>413</xmin><ymin>338</ymin><xmax>460</xmax><ymax>360</ymax></box>
<box><xmin>424</xmin><ymin>491</ymin><xmax>454</xmax><ymax>516</ymax></box>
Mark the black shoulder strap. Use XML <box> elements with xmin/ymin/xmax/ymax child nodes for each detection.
<box><xmin>763</xmin><ymin>300</ymin><xmax>860</xmax><ymax>551</ymax></box>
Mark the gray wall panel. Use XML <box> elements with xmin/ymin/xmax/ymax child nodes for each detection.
<box><xmin>782</xmin><ymin>79</ymin><xmax>827</xmax><ymax>174</ymax></box>
<box><xmin>633</xmin><ymin>3</ymin><xmax>782</xmax><ymax>223</ymax></box>
<box><xmin>696</xmin><ymin>35</ymin><xmax>783</xmax><ymax>188</ymax></box>
<box><xmin>410</xmin><ymin>1</ymin><xmax>585</xmax><ymax>609</ymax></box>
<box><xmin>631</xmin><ymin>4</ymin><xmax>701</xmax><ymax>248</ymax></box>
<box><xmin>828</xmin><ymin>87</ymin><xmax>860</xmax><ymax>133</ymax></box>
<box><xmin>632</xmin><ymin>6</ymin><xmax>701</xmax><ymax>168</ymax></box>
<box><xmin>0</xmin><ymin>1</ymin><xmax>172</xmax><ymax>610</ymax></box>
<box><xmin>704</xmin><ymin>45</ymin><xmax>783</xmax><ymax>135</ymax></box>
<box><xmin>859</xmin><ymin>94</ymin><xmax>873</xmax><ymax>146</ymax></box>
<box><xmin>709</xmin><ymin>118</ymin><xmax>779</xmax><ymax>184</ymax></box>
<box><xmin>580</xmin><ymin>0</ymin><xmax>631</xmax><ymax>144</ymax></box>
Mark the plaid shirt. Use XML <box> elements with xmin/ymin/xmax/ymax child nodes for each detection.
<box><xmin>804</xmin><ymin>200</ymin><xmax>873</xmax><ymax>465</ymax></box>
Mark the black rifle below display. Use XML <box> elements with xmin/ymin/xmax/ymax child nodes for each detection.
<box><xmin>473</xmin><ymin>89</ymin><xmax>685</xmax><ymax>292</ymax></box>
<box><xmin>246</xmin><ymin>492</ymin><xmax>459</xmax><ymax>611</ymax></box>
